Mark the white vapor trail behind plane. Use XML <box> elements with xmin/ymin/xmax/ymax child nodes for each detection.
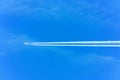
<box><xmin>24</xmin><ymin>41</ymin><xmax>120</xmax><ymax>47</ymax></box>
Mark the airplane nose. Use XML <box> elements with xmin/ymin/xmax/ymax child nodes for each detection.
<box><xmin>24</xmin><ymin>42</ymin><xmax>30</xmax><ymax>45</ymax></box>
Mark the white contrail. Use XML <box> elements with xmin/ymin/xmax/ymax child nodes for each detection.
<box><xmin>24</xmin><ymin>41</ymin><xmax>120</xmax><ymax>47</ymax></box>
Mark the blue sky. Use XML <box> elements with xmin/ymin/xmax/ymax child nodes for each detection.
<box><xmin>0</xmin><ymin>0</ymin><xmax>120</xmax><ymax>80</ymax></box>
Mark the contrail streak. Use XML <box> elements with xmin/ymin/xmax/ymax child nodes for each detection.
<box><xmin>24</xmin><ymin>41</ymin><xmax>120</xmax><ymax>47</ymax></box>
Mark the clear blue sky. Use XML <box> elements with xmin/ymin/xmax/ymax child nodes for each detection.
<box><xmin>0</xmin><ymin>0</ymin><xmax>120</xmax><ymax>80</ymax></box>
